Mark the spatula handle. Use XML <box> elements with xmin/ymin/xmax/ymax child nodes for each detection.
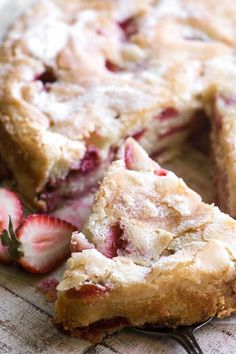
<box><xmin>172</xmin><ymin>330</ymin><xmax>203</xmax><ymax>354</ymax></box>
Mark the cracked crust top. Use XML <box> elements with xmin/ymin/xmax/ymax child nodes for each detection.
<box><xmin>82</xmin><ymin>138</ymin><xmax>236</xmax><ymax>265</ymax></box>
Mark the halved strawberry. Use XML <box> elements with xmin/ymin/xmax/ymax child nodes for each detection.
<box><xmin>2</xmin><ymin>214</ymin><xmax>76</xmax><ymax>273</ymax></box>
<box><xmin>0</xmin><ymin>188</ymin><xmax>23</xmax><ymax>264</ymax></box>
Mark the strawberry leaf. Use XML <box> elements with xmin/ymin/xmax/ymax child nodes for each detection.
<box><xmin>1</xmin><ymin>229</ymin><xmax>11</xmax><ymax>246</ymax></box>
<box><xmin>0</xmin><ymin>216</ymin><xmax>23</xmax><ymax>260</ymax></box>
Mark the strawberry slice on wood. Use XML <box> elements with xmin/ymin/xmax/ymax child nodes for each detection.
<box><xmin>1</xmin><ymin>215</ymin><xmax>76</xmax><ymax>273</ymax></box>
<box><xmin>0</xmin><ymin>188</ymin><xmax>23</xmax><ymax>264</ymax></box>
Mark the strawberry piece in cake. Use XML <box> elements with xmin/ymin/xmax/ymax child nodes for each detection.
<box><xmin>1</xmin><ymin>214</ymin><xmax>76</xmax><ymax>273</ymax></box>
<box><xmin>55</xmin><ymin>138</ymin><xmax>236</xmax><ymax>342</ymax></box>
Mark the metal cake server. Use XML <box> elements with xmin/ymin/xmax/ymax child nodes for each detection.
<box><xmin>130</xmin><ymin>317</ymin><xmax>213</xmax><ymax>354</ymax></box>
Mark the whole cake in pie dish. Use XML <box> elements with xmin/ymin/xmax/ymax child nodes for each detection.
<box><xmin>55</xmin><ymin>138</ymin><xmax>236</xmax><ymax>342</ymax></box>
<box><xmin>1</xmin><ymin>0</ymin><xmax>236</xmax><ymax>215</ymax></box>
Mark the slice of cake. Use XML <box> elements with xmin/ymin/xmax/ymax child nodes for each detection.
<box><xmin>55</xmin><ymin>138</ymin><xmax>236</xmax><ymax>342</ymax></box>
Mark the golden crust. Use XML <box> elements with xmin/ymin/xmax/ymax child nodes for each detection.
<box><xmin>56</xmin><ymin>249</ymin><xmax>236</xmax><ymax>331</ymax></box>
<box><xmin>1</xmin><ymin>0</ymin><xmax>236</xmax><ymax>207</ymax></box>
<box><xmin>55</xmin><ymin>139</ymin><xmax>236</xmax><ymax>336</ymax></box>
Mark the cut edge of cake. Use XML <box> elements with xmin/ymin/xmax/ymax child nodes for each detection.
<box><xmin>55</xmin><ymin>138</ymin><xmax>236</xmax><ymax>342</ymax></box>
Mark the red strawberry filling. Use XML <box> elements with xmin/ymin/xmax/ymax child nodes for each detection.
<box><xmin>79</xmin><ymin>145</ymin><xmax>100</xmax><ymax>174</ymax></box>
<box><xmin>65</xmin><ymin>317</ymin><xmax>129</xmax><ymax>343</ymax></box>
<box><xmin>156</xmin><ymin>107</ymin><xmax>179</xmax><ymax>121</ymax></box>
<box><xmin>99</xmin><ymin>224</ymin><xmax>129</xmax><ymax>259</ymax></box>
<box><xmin>66</xmin><ymin>284</ymin><xmax>109</xmax><ymax>299</ymax></box>
<box><xmin>132</xmin><ymin>128</ymin><xmax>147</xmax><ymax>141</ymax></box>
<box><xmin>35</xmin><ymin>68</ymin><xmax>57</xmax><ymax>85</ymax></box>
<box><xmin>118</xmin><ymin>17</ymin><xmax>138</xmax><ymax>40</ymax></box>
<box><xmin>155</xmin><ymin>168</ymin><xmax>167</xmax><ymax>176</ymax></box>
<box><xmin>105</xmin><ymin>60</ymin><xmax>124</xmax><ymax>73</ymax></box>
<box><xmin>41</xmin><ymin>146</ymin><xmax>104</xmax><ymax>211</ymax></box>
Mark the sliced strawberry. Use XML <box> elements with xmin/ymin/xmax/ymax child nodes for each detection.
<box><xmin>0</xmin><ymin>188</ymin><xmax>23</xmax><ymax>264</ymax></box>
<box><xmin>98</xmin><ymin>224</ymin><xmax>128</xmax><ymax>259</ymax></box>
<box><xmin>2</xmin><ymin>214</ymin><xmax>76</xmax><ymax>273</ymax></box>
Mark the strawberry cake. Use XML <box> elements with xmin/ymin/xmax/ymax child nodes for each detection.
<box><xmin>55</xmin><ymin>138</ymin><xmax>236</xmax><ymax>342</ymax></box>
<box><xmin>1</xmin><ymin>0</ymin><xmax>236</xmax><ymax>217</ymax></box>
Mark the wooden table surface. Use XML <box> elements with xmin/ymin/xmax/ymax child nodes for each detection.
<box><xmin>0</xmin><ymin>1</ymin><xmax>236</xmax><ymax>353</ymax></box>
